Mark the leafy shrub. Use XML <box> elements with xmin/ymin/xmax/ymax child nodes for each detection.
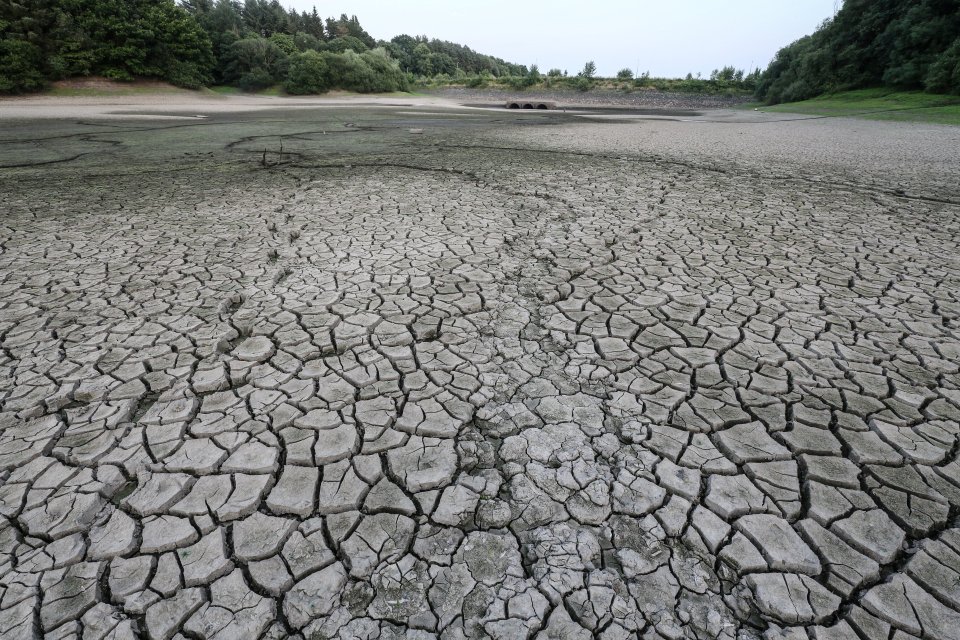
<box><xmin>574</xmin><ymin>77</ymin><xmax>591</xmax><ymax>92</ymax></box>
<box><xmin>359</xmin><ymin>48</ymin><xmax>408</xmax><ymax>91</ymax></box>
<box><xmin>238</xmin><ymin>68</ymin><xmax>275</xmax><ymax>91</ymax></box>
<box><xmin>320</xmin><ymin>49</ymin><xmax>406</xmax><ymax>93</ymax></box>
<box><xmin>0</xmin><ymin>39</ymin><xmax>46</xmax><ymax>93</ymax></box>
<box><xmin>166</xmin><ymin>58</ymin><xmax>210</xmax><ymax>90</ymax></box>
<box><xmin>223</xmin><ymin>38</ymin><xmax>288</xmax><ymax>89</ymax></box>
<box><xmin>269</xmin><ymin>33</ymin><xmax>298</xmax><ymax>56</ymax></box>
<box><xmin>326</xmin><ymin>36</ymin><xmax>369</xmax><ymax>54</ymax></box>
<box><xmin>294</xmin><ymin>32</ymin><xmax>321</xmax><ymax>52</ymax></box>
<box><xmin>925</xmin><ymin>39</ymin><xmax>960</xmax><ymax>94</ymax></box>
<box><xmin>617</xmin><ymin>68</ymin><xmax>634</xmax><ymax>80</ymax></box>
<box><xmin>285</xmin><ymin>50</ymin><xmax>331</xmax><ymax>94</ymax></box>
<box><xmin>504</xmin><ymin>75</ymin><xmax>536</xmax><ymax>90</ymax></box>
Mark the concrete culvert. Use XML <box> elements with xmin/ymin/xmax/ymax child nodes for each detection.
<box><xmin>522</xmin><ymin>103</ymin><xmax>533</xmax><ymax>109</ymax></box>
<box><xmin>508</xmin><ymin>103</ymin><xmax>520</xmax><ymax>109</ymax></box>
<box><xmin>536</xmin><ymin>104</ymin><xmax>548</xmax><ymax>110</ymax></box>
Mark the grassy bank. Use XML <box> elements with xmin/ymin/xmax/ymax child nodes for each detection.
<box><xmin>756</xmin><ymin>89</ymin><xmax>960</xmax><ymax>125</ymax></box>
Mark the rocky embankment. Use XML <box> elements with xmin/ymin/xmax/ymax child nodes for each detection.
<box><xmin>430</xmin><ymin>86</ymin><xmax>751</xmax><ymax>109</ymax></box>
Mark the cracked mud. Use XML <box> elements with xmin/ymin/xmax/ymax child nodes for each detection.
<box><xmin>1</xmin><ymin>103</ymin><xmax>959</xmax><ymax>640</ymax></box>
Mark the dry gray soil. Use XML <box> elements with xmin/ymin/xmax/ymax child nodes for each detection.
<box><xmin>1</xmin><ymin>98</ymin><xmax>960</xmax><ymax>640</ymax></box>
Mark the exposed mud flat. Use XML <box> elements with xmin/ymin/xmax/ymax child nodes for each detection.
<box><xmin>1</xmin><ymin>99</ymin><xmax>959</xmax><ymax>640</ymax></box>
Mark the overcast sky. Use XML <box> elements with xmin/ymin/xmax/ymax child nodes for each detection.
<box><xmin>281</xmin><ymin>0</ymin><xmax>839</xmax><ymax>77</ymax></box>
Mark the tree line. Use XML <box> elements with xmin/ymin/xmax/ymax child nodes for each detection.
<box><xmin>13</xmin><ymin>0</ymin><xmax>948</xmax><ymax>102</ymax></box>
<box><xmin>757</xmin><ymin>0</ymin><xmax>960</xmax><ymax>104</ymax></box>
<box><xmin>0</xmin><ymin>0</ymin><xmax>526</xmax><ymax>94</ymax></box>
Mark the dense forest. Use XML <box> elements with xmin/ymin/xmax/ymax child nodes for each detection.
<box><xmin>757</xmin><ymin>0</ymin><xmax>960</xmax><ymax>103</ymax></box>
<box><xmin>10</xmin><ymin>0</ymin><xmax>952</xmax><ymax>102</ymax></box>
<box><xmin>0</xmin><ymin>0</ymin><xmax>526</xmax><ymax>94</ymax></box>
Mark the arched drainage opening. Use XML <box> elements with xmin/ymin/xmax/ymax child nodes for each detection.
<box><xmin>505</xmin><ymin>100</ymin><xmax>557</xmax><ymax>110</ymax></box>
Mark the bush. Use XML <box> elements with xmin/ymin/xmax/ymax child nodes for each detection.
<box><xmin>294</xmin><ymin>32</ymin><xmax>321</xmax><ymax>52</ymax></box>
<box><xmin>285</xmin><ymin>50</ymin><xmax>331</xmax><ymax>94</ymax></box>
<box><xmin>359</xmin><ymin>49</ymin><xmax>408</xmax><ymax>91</ymax></box>
<box><xmin>223</xmin><ymin>38</ymin><xmax>288</xmax><ymax>89</ymax></box>
<box><xmin>504</xmin><ymin>75</ymin><xmax>536</xmax><ymax>90</ymax></box>
<box><xmin>166</xmin><ymin>59</ymin><xmax>210</xmax><ymax>90</ymax></box>
<box><xmin>574</xmin><ymin>77</ymin><xmax>592</xmax><ymax>92</ymax></box>
<box><xmin>925</xmin><ymin>39</ymin><xmax>960</xmax><ymax>94</ymax></box>
<box><xmin>326</xmin><ymin>36</ymin><xmax>369</xmax><ymax>54</ymax></box>
<box><xmin>634</xmin><ymin>71</ymin><xmax>652</xmax><ymax>87</ymax></box>
<box><xmin>238</xmin><ymin>68</ymin><xmax>275</xmax><ymax>91</ymax></box>
<box><xmin>617</xmin><ymin>68</ymin><xmax>634</xmax><ymax>80</ymax></box>
<box><xmin>269</xmin><ymin>33</ymin><xmax>298</xmax><ymax>56</ymax></box>
<box><xmin>320</xmin><ymin>49</ymin><xmax>407</xmax><ymax>93</ymax></box>
<box><xmin>0</xmin><ymin>39</ymin><xmax>46</xmax><ymax>93</ymax></box>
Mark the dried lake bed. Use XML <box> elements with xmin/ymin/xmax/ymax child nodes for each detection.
<box><xmin>1</xmin><ymin>94</ymin><xmax>960</xmax><ymax>639</ymax></box>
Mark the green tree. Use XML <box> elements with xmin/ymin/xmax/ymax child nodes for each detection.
<box><xmin>0</xmin><ymin>39</ymin><xmax>46</xmax><ymax>92</ymax></box>
<box><xmin>758</xmin><ymin>0</ymin><xmax>960</xmax><ymax>103</ymax></box>
<box><xmin>180</xmin><ymin>0</ymin><xmax>214</xmax><ymax>14</ymax></box>
<box><xmin>222</xmin><ymin>36</ymin><xmax>287</xmax><ymax>89</ymax></box>
<box><xmin>360</xmin><ymin>47</ymin><xmax>407</xmax><ymax>91</ymax></box>
<box><xmin>0</xmin><ymin>0</ymin><xmax>64</xmax><ymax>91</ymax></box>
<box><xmin>0</xmin><ymin>0</ymin><xmax>214</xmax><ymax>90</ymax></box>
<box><xmin>711</xmin><ymin>66</ymin><xmax>738</xmax><ymax>82</ymax></box>
<box><xmin>242</xmin><ymin>0</ymin><xmax>286</xmax><ymax>37</ymax></box>
<box><xmin>325</xmin><ymin>35</ymin><xmax>368</xmax><ymax>53</ymax></box>
<box><xmin>412</xmin><ymin>42</ymin><xmax>433</xmax><ymax>75</ymax></box>
<box><xmin>580</xmin><ymin>60</ymin><xmax>596</xmax><ymax>78</ymax></box>
<box><xmin>269</xmin><ymin>32</ymin><xmax>296</xmax><ymax>55</ymax></box>
<box><xmin>318</xmin><ymin>48</ymin><xmax>405</xmax><ymax>92</ymax></box>
<box><xmin>0</xmin><ymin>0</ymin><xmax>527</xmax><ymax>94</ymax></box>
<box><xmin>926</xmin><ymin>38</ymin><xmax>960</xmax><ymax>93</ymax></box>
<box><xmin>324</xmin><ymin>14</ymin><xmax>375</xmax><ymax>48</ymax></box>
<box><xmin>427</xmin><ymin>51</ymin><xmax>456</xmax><ymax>76</ymax></box>
<box><xmin>293</xmin><ymin>31</ymin><xmax>320</xmax><ymax>52</ymax></box>
<box><xmin>285</xmin><ymin>48</ymin><xmax>329</xmax><ymax>93</ymax></box>
<box><xmin>191</xmin><ymin>0</ymin><xmax>244</xmax><ymax>83</ymax></box>
<box><xmin>616</xmin><ymin>67</ymin><xmax>633</xmax><ymax>80</ymax></box>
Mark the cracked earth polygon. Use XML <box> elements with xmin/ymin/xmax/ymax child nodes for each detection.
<box><xmin>1</xmin><ymin>105</ymin><xmax>959</xmax><ymax>639</ymax></box>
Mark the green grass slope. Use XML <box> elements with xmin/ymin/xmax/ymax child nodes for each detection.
<box><xmin>757</xmin><ymin>89</ymin><xmax>960</xmax><ymax>125</ymax></box>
